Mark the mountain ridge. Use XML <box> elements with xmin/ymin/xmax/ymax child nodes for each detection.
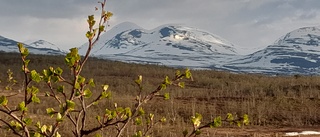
<box><xmin>2</xmin><ymin>22</ymin><xmax>320</xmax><ymax>75</ymax></box>
<box><xmin>0</xmin><ymin>35</ymin><xmax>64</xmax><ymax>55</ymax></box>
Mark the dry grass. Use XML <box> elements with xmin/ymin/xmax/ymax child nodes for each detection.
<box><xmin>1</xmin><ymin>52</ymin><xmax>320</xmax><ymax>136</ymax></box>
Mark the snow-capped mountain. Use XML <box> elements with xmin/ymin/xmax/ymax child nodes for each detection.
<box><xmin>79</xmin><ymin>23</ymin><xmax>320</xmax><ymax>75</ymax></box>
<box><xmin>3</xmin><ymin>22</ymin><xmax>320</xmax><ymax>75</ymax></box>
<box><xmin>24</xmin><ymin>39</ymin><xmax>65</xmax><ymax>53</ymax></box>
<box><xmin>225</xmin><ymin>26</ymin><xmax>320</xmax><ymax>75</ymax></box>
<box><xmin>0</xmin><ymin>35</ymin><xmax>21</xmax><ymax>53</ymax></box>
<box><xmin>80</xmin><ymin>22</ymin><xmax>239</xmax><ymax>55</ymax></box>
<box><xmin>79</xmin><ymin>22</ymin><xmax>240</xmax><ymax>68</ymax></box>
<box><xmin>0</xmin><ymin>35</ymin><xmax>64</xmax><ymax>55</ymax></box>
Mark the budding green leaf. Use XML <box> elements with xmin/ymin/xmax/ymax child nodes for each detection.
<box><xmin>111</xmin><ymin>111</ymin><xmax>117</xmax><ymax>119</ymax></box>
<box><xmin>89</xmin><ymin>78</ymin><xmax>95</xmax><ymax>87</ymax></box>
<box><xmin>35</xmin><ymin>121</ymin><xmax>41</xmax><ymax>129</ymax></box>
<box><xmin>55</xmin><ymin>132</ymin><xmax>61</xmax><ymax>137</ymax></box>
<box><xmin>149</xmin><ymin>113</ymin><xmax>154</xmax><ymax>121</ymax></box>
<box><xmin>227</xmin><ymin>113</ymin><xmax>234</xmax><ymax>121</ymax></box>
<box><xmin>46</xmin><ymin>108</ymin><xmax>55</xmax><ymax>118</ymax></box>
<box><xmin>52</xmin><ymin>76</ymin><xmax>59</xmax><ymax>83</ymax></box>
<box><xmin>87</xmin><ymin>15</ymin><xmax>96</xmax><ymax>28</ymax></box>
<box><xmin>75</xmin><ymin>91</ymin><xmax>81</xmax><ymax>97</ymax></box>
<box><xmin>57</xmin><ymin>85</ymin><xmax>64</xmax><ymax>93</ymax></box>
<box><xmin>243</xmin><ymin>114</ymin><xmax>249</xmax><ymax>125</ymax></box>
<box><xmin>160</xmin><ymin>117</ymin><xmax>167</xmax><ymax>123</ymax></box>
<box><xmin>41</xmin><ymin>125</ymin><xmax>47</xmax><ymax>133</ymax></box>
<box><xmin>178</xmin><ymin>82</ymin><xmax>185</xmax><ymax>88</ymax></box>
<box><xmin>96</xmin><ymin>116</ymin><xmax>101</xmax><ymax>122</ymax></box>
<box><xmin>23</xmin><ymin>118</ymin><xmax>32</xmax><ymax>125</ymax></box>
<box><xmin>105</xmin><ymin>109</ymin><xmax>111</xmax><ymax>115</ymax></box>
<box><xmin>138</xmin><ymin>107</ymin><xmax>145</xmax><ymax>116</ymax></box>
<box><xmin>237</xmin><ymin>121</ymin><xmax>241</xmax><ymax>127</ymax></box>
<box><xmin>0</xmin><ymin>96</ymin><xmax>8</xmax><ymax>106</ymax></box>
<box><xmin>48</xmin><ymin>125</ymin><xmax>53</xmax><ymax>132</ymax></box>
<box><xmin>23</xmin><ymin>59</ymin><xmax>30</xmax><ymax>70</ymax></box>
<box><xmin>31</xmin><ymin>70</ymin><xmax>42</xmax><ymax>83</ymax></box>
<box><xmin>135</xmin><ymin>117</ymin><xmax>142</xmax><ymax>125</ymax></box>
<box><xmin>93</xmin><ymin>101</ymin><xmax>98</xmax><ymax>105</ymax></box>
<box><xmin>27</xmin><ymin>86</ymin><xmax>39</xmax><ymax>94</ymax></box>
<box><xmin>105</xmin><ymin>109</ymin><xmax>112</xmax><ymax>119</ymax></box>
<box><xmin>99</xmin><ymin>25</ymin><xmax>105</xmax><ymax>32</ymax></box>
<box><xmin>164</xmin><ymin>92</ymin><xmax>170</xmax><ymax>100</ymax></box>
<box><xmin>175</xmin><ymin>70</ymin><xmax>181</xmax><ymax>77</ymax></box>
<box><xmin>56</xmin><ymin>113</ymin><xmax>63</xmax><ymax>122</ymax></box>
<box><xmin>125</xmin><ymin>107</ymin><xmax>132</xmax><ymax>118</ymax></box>
<box><xmin>160</xmin><ymin>84</ymin><xmax>167</xmax><ymax>90</ymax></box>
<box><xmin>101</xmin><ymin>91</ymin><xmax>111</xmax><ymax>99</ymax></box>
<box><xmin>54</xmin><ymin>67</ymin><xmax>63</xmax><ymax>76</ymax></box>
<box><xmin>105</xmin><ymin>11</ymin><xmax>113</xmax><ymax>20</ymax></box>
<box><xmin>195</xmin><ymin>129</ymin><xmax>201</xmax><ymax>135</ymax></box>
<box><xmin>45</xmin><ymin>92</ymin><xmax>50</xmax><ymax>97</ymax></box>
<box><xmin>191</xmin><ymin>113</ymin><xmax>202</xmax><ymax>128</ymax></box>
<box><xmin>42</xmin><ymin>69</ymin><xmax>52</xmax><ymax>82</ymax></box>
<box><xmin>10</xmin><ymin>121</ymin><xmax>22</xmax><ymax>130</ymax></box>
<box><xmin>88</xmin><ymin>15</ymin><xmax>94</xmax><ymax>21</ymax></box>
<box><xmin>84</xmin><ymin>88</ymin><xmax>92</xmax><ymax>98</ymax></box>
<box><xmin>65</xmin><ymin>48</ymin><xmax>80</xmax><ymax>67</ymax></box>
<box><xmin>102</xmin><ymin>84</ymin><xmax>109</xmax><ymax>91</ymax></box>
<box><xmin>66</xmin><ymin>100</ymin><xmax>76</xmax><ymax>111</ymax></box>
<box><xmin>77</xmin><ymin>75</ymin><xmax>86</xmax><ymax>85</ymax></box>
<box><xmin>17</xmin><ymin>43</ymin><xmax>29</xmax><ymax>57</ymax></box>
<box><xmin>185</xmin><ymin>69</ymin><xmax>192</xmax><ymax>79</ymax></box>
<box><xmin>86</xmin><ymin>31</ymin><xmax>94</xmax><ymax>39</ymax></box>
<box><xmin>74</xmin><ymin>82</ymin><xmax>81</xmax><ymax>90</ymax></box>
<box><xmin>164</xmin><ymin>76</ymin><xmax>172</xmax><ymax>85</ymax></box>
<box><xmin>132</xmin><ymin>130</ymin><xmax>142</xmax><ymax>137</ymax></box>
<box><xmin>213</xmin><ymin>116</ymin><xmax>222</xmax><ymax>127</ymax></box>
<box><xmin>34</xmin><ymin>132</ymin><xmax>41</xmax><ymax>137</ymax></box>
<box><xmin>95</xmin><ymin>133</ymin><xmax>102</xmax><ymax>137</ymax></box>
<box><xmin>135</xmin><ymin>75</ymin><xmax>143</xmax><ymax>85</ymax></box>
<box><xmin>116</xmin><ymin>107</ymin><xmax>124</xmax><ymax>114</ymax></box>
<box><xmin>31</xmin><ymin>95</ymin><xmax>41</xmax><ymax>103</ymax></box>
<box><xmin>18</xmin><ymin>101</ymin><xmax>27</xmax><ymax>112</ymax></box>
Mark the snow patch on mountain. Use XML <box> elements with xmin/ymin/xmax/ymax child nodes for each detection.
<box><xmin>224</xmin><ymin>26</ymin><xmax>320</xmax><ymax>75</ymax></box>
<box><xmin>0</xmin><ymin>35</ymin><xmax>64</xmax><ymax>55</ymax></box>
<box><xmin>4</xmin><ymin>22</ymin><xmax>320</xmax><ymax>75</ymax></box>
<box><xmin>24</xmin><ymin>39</ymin><xmax>65</xmax><ymax>53</ymax></box>
<box><xmin>78</xmin><ymin>22</ymin><xmax>242</xmax><ymax>70</ymax></box>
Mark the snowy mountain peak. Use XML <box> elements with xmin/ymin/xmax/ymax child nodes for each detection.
<box><xmin>155</xmin><ymin>24</ymin><xmax>238</xmax><ymax>54</ymax></box>
<box><xmin>24</xmin><ymin>39</ymin><xmax>64</xmax><ymax>52</ymax></box>
<box><xmin>0</xmin><ymin>36</ymin><xmax>64</xmax><ymax>55</ymax></box>
<box><xmin>109</xmin><ymin>22</ymin><xmax>143</xmax><ymax>31</ymax></box>
<box><xmin>274</xmin><ymin>26</ymin><xmax>320</xmax><ymax>48</ymax></box>
<box><xmin>79</xmin><ymin>22</ymin><xmax>239</xmax><ymax>56</ymax></box>
<box><xmin>226</xmin><ymin>26</ymin><xmax>320</xmax><ymax>75</ymax></box>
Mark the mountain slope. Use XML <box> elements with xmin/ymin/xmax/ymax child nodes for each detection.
<box><xmin>80</xmin><ymin>22</ymin><xmax>239</xmax><ymax>55</ymax></box>
<box><xmin>79</xmin><ymin>22</ymin><xmax>240</xmax><ymax>68</ymax></box>
<box><xmin>0</xmin><ymin>36</ymin><xmax>64</xmax><ymax>55</ymax></box>
<box><xmin>225</xmin><ymin>26</ymin><xmax>320</xmax><ymax>75</ymax></box>
<box><xmin>0</xmin><ymin>35</ymin><xmax>21</xmax><ymax>53</ymax></box>
<box><xmin>24</xmin><ymin>39</ymin><xmax>65</xmax><ymax>53</ymax></box>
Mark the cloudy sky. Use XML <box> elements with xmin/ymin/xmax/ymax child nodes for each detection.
<box><xmin>1</xmin><ymin>0</ymin><xmax>320</xmax><ymax>53</ymax></box>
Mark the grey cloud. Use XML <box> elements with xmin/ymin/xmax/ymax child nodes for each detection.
<box><xmin>0</xmin><ymin>0</ymin><xmax>95</xmax><ymax>18</ymax></box>
<box><xmin>1</xmin><ymin>0</ymin><xmax>320</xmax><ymax>51</ymax></box>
